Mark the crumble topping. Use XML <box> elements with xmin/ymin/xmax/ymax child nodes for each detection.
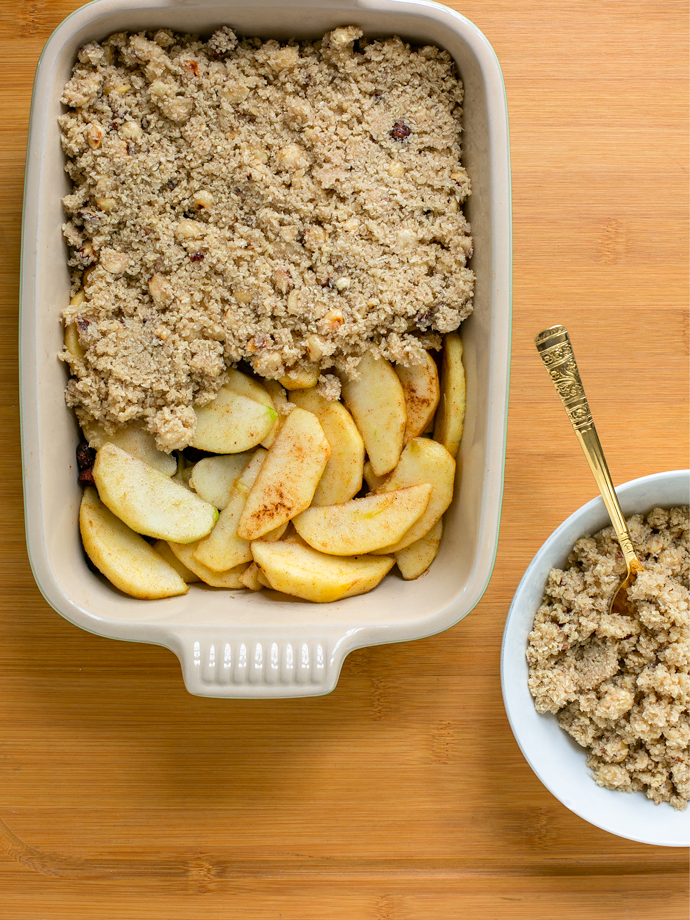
<box><xmin>59</xmin><ymin>27</ymin><xmax>473</xmax><ymax>450</ymax></box>
<box><xmin>527</xmin><ymin>506</ymin><xmax>690</xmax><ymax>810</ymax></box>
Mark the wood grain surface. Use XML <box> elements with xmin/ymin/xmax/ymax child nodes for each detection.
<box><xmin>0</xmin><ymin>1</ymin><xmax>688</xmax><ymax>917</ymax></box>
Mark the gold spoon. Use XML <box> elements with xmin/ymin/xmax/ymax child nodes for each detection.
<box><xmin>535</xmin><ymin>324</ymin><xmax>643</xmax><ymax>615</ymax></box>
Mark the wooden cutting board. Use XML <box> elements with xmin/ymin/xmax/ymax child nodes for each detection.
<box><xmin>0</xmin><ymin>1</ymin><xmax>687</xmax><ymax>916</ymax></box>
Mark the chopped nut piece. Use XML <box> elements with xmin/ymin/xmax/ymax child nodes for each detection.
<box><xmin>221</xmin><ymin>81</ymin><xmax>249</xmax><ymax>103</ymax></box>
<box><xmin>95</xmin><ymin>197</ymin><xmax>116</xmax><ymax>212</ymax></box>
<box><xmin>321</xmin><ymin>309</ymin><xmax>344</xmax><ymax>331</ymax></box>
<box><xmin>160</xmin><ymin>96</ymin><xmax>193</xmax><ymax>123</ymax></box>
<box><xmin>306</xmin><ymin>334</ymin><xmax>326</xmax><ymax>362</ymax></box>
<box><xmin>100</xmin><ymin>249</ymin><xmax>130</xmax><ymax>274</ymax></box>
<box><xmin>148</xmin><ymin>274</ymin><xmax>174</xmax><ymax>305</ymax></box>
<box><xmin>276</xmin><ymin>143</ymin><xmax>305</xmax><ymax>170</ymax></box>
<box><xmin>120</xmin><ymin>120</ymin><xmax>143</xmax><ymax>142</ymax></box>
<box><xmin>268</xmin><ymin>45</ymin><xmax>299</xmax><ymax>72</ymax></box>
<box><xmin>192</xmin><ymin>190</ymin><xmax>214</xmax><ymax>211</ymax></box>
<box><xmin>85</xmin><ymin>123</ymin><xmax>104</xmax><ymax>149</ymax></box>
<box><xmin>175</xmin><ymin>219</ymin><xmax>204</xmax><ymax>241</ymax></box>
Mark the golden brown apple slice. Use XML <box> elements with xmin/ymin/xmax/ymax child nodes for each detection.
<box><xmin>80</xmin><ymin>487</ymin><xmax>188</xmax><ymax>599</ymax></box>
<box><xmin>93</xmin><ymin>443</ymin><xmax>218</xmax><ymax>543</ymax></box>
<box><xmin>371</xmin><ymin>437</ymin><xmax>455</xmax><ymax>552</ymax></box>
<box><xmin>395</xmin><ymin>351</ymin><xmax>440</xmax><ymax>443</ymax></box>
<box><xmin>290</xmin><ymin>388</ymin><xmax>364</xmax><ymax>505</ymax></box>
<box><xmin>237</xmin><ymin>408</ymin><xmax>330</xmax><ymax>540</ymax></box>
<box><xmin>251</xmin><ymin>540</ymin><xmax>394</xmax><ymax>603</ymax></box>
<box><xmin>193</xmin><ymin>450</ymin><xmax>266</xmax><ymax>571</ymax></box>
<box><xmin>167</xmin><ymin>541</ymin><xmax>247</xmax><ymax>588</ymax></box>
<box><xmin>340</xmin><ymin>351</ymin><xmax>406</xmax><ymax>477</ymax></box>
<box><xmin>395</xmin><ymin>518</ymin><xmax>443</xmax><ymax>580</ymax></box>
<box><xmin>433</xmin><ymin>331</ymin><xmax>466</xmax><ymax>458</ymax></box>
<box><xmin>293</xmin><ymin>484</ymin><xmax>432</xmax><ymax>555</ymax></box>
<box><xmin>192</xmin><ymin>386</ymin><xmax>277</xmax><ymax>454</ymax></box>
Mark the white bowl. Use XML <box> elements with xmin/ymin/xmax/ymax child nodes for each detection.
<box><xmin>20</xmin><ymin>0</ymin><xmax>511</xmax><ymax>698</ymax></box>
<box><xmin>502</xmin><ymin>470</ymin><xmax>690</xmax><ymax>847</ymax></box>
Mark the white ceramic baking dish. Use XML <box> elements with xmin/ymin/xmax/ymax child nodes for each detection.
<box><xmin>20</xmin><ymin>0</ymin><xmax>511</xmax><ymax>697</ymax></box>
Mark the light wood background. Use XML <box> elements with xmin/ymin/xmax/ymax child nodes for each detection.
<box><xmin>0</xmin><ymin>1</ymin><xmax>688</xmax><ymax>917</ymax></box>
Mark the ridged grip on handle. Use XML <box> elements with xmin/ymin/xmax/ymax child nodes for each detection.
<box><xmin>165</xmin><ymin>630</ymin><xmax>346</xmax><ymax>698</ymax></box>
<box><xmin>535</xmin><ymin>325</ymin><xmax>642</xmax><ymax>575</ymax></box>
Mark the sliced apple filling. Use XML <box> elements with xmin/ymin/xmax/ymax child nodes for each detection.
<box><xmin>77</xmin><ymin>335</ymin><xmax>465</xmax><ymax>600</ymax></box>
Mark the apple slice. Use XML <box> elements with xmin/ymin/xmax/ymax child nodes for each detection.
<box><xmin>340</xmin><ymin>351</ymin><xmax>406</xmax><ymax>477</ymax></box>
<box><xmin>278</xmin><ymin>363</ymin><xmax>320</xmax><ymax>390</ymax></box>
<box><xmin>262</xmin><ymin>522</ymin><xmax>288</xmax><ymax>541</ymax></box>
<box><xmin>188</xmin><ymin>453</ymin><xmax>254</xmax><ymax>509</ymax></box>
<box><xmin>167</xmin><ymin>540</ymin><xmax>247</xmax><ymax>588</ymax></box>
<box><xmin>395</xmin><ymin>518</ymin><xmax>443</xmax><ymax>580</ymax></box>
<box><xmin>276</xmin><ymin>524</ymin><xmax>309</xmax><ymax>547</ymax></box>
<box><xmin>224</xmin><ymin>368</ymin><xmax>280</xmax><ymax>448</ymax></box>
<box><xmin>64</xmin><ymin>322</ymin><xmax>85</xmax><ymax>362</ymax></box>
<box><xmin>395</xmin><ymin>351</ymin><xmax>440</xmax><ymax>444</ymax></box>
<box><xmin>256</xmin><ymin>569</ymin><xmax>272</xmax><ymax>589</ymax></box>
<box><xmin>370</xmin><ymin>437</ymin><xmax>455</xmax><ymax>552</ymax></box>
<box><xmin>80</xmin><ymin>487</ymin><xmax>188</xmax><ymax>599</ymax></box>
<box><xmin>225</xmin><ymin>368</ymin><xmax>274</xmax><ymax>407</ymax></box>
<box><xmin>93</xmin><ymin>443</ymin><xmax>218</xmax><ymax>543</ymax></box>
<box><xmin>172</xmin><ymin>455</ymin><xmax>195</xmax><ymax>490</ymax></box>
<box><xmin>363</xmin><ymin>460</ymin><xmax>387</xmax><ymax>492</ymax></box>
<box><xmin>433</xmin><ymin>331</ymin><xmax>466</xmax><ymax>458</ymax></box>
<box><xmin>192</xmin><ymin>386</ymin><xmax>277</xmax><ymax>454</ymax></box>
<box><xmin>251</xmin><ymin>540</ymin><xmax>394</xmax><ymax>603</ymax></box>
<box><xmin>261</xmin><ymin>380</ymin><xmax>291</xmax><ymax>448</ymax></box>
<box><xmin>152</xmin><ymin>539</ymin><xmax>200</xmax><ymax>583</ymax></box>
<box><xmin>193</xmin><ymin>450</ymin><xmax>266</xmax><ymax>571</ymax></box>
<box><xmin>237</xmin><ymin>408</ymin><xmax>330</xmax><ymax>540</ymax></box>
<box><xmin>240</xmin><ymin>562</ymin><xmax>263</xmax><ymax>591</ymax></box>
<box><xmin>290</xmin><ymin>388</ymin><xmax>364</xmax><ymax>505</ymax></box>
<box><xmin>293</xmin><ymin>484</ymin><xmax>432</xmax><ymax>555</ymax></box>
<box><xmin>81</xmin><ymin>420</ymin><xmax>177</xmax><ymax>475</ymax></box>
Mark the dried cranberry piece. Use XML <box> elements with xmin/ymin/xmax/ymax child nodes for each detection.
<box><xmin>190</xmin><ymin>251</ymin><xmax>205</xmax><ymax>262</ymax></box>
<box><xmin>390</xmin><ymin>121</ymin><xmax>411</xmax><ymax>140</ymax></box>
<box><xmin>76</xmin><ymin>441</ymin><xmax>96</xmax><ymax>471</ymax></box>
<box><xmin>78</xmin><ymin>468</ymin><xmax>96</xmax><ymax>486</ymax></box>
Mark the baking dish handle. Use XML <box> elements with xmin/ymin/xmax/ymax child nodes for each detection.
<box><xmin>165</xmin><ymin>626</ymin><xmax>362</xmax><ymax>698</ymax></box>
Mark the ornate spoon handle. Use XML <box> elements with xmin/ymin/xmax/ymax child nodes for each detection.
<box><xmin>535</xmin><ymin>324</ymin><xmax>642</xmax><ymax>575</ymax></box>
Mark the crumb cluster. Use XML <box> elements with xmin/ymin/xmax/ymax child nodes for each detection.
<box><xmin>58</xmin><ymin>26</ymin><xmax>473</xmax><ymax>450</ymax></box>
<box><xmin>527</xmin><ymin>506</ymin><xmax>689</xmax><ymax>810</ymax></box>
